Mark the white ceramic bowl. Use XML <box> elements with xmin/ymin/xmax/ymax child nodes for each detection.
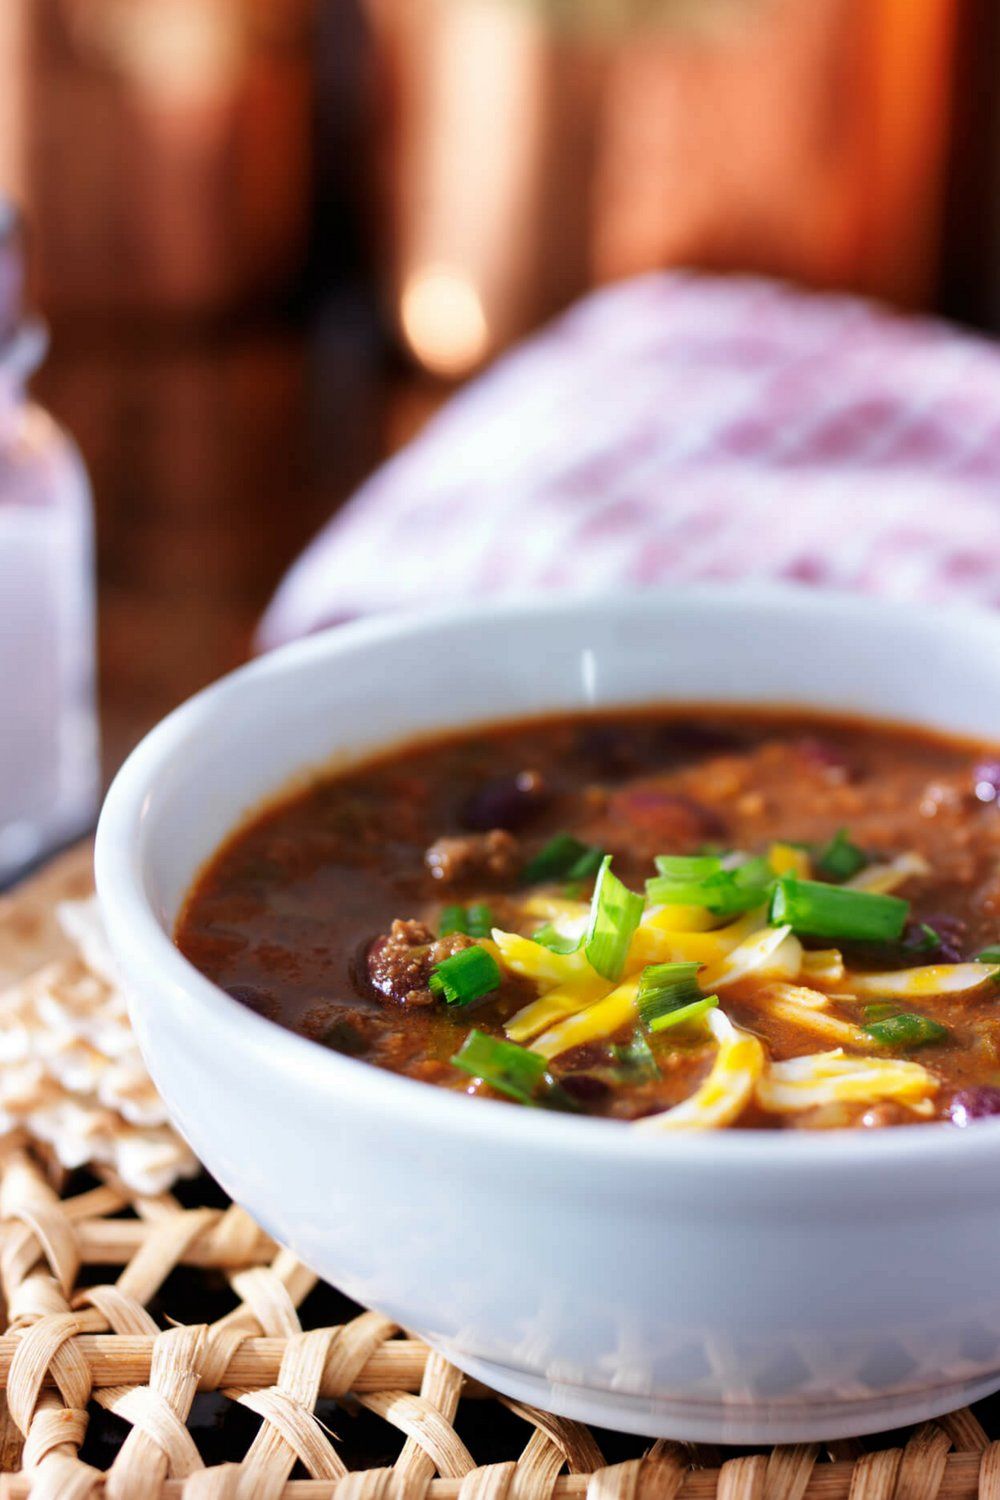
<box><xmin>96</xmin><ymin>587</ymin><xmax>1000</xmax><ymax>1444</ymax></box>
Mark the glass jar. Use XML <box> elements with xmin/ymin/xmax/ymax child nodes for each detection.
<box><xmin>0</xmin><ymin>204</ymin><xmax>98</xmax><ymax>881</ymax></box>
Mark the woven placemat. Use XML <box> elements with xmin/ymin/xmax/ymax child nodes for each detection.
<box><xmin>0</xmin><ymin>851</ymin><xmax>999</xmax><ymax>1498</ymax></box>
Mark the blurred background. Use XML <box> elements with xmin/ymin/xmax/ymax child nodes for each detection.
<box><xmin>2</xmin><ymin>0</ymin><xmax>1000</xmax><ymax>831</ymax></box>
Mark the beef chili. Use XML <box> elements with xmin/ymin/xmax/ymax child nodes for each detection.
<box><xmin>175</xmin><ymin>709</ymin><xmax>1000</xmax><ymax>1131</ymax></box>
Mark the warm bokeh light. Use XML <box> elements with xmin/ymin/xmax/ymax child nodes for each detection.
<box><xmin>400</xmin><ymin>265</ymin><xmax>490</xmax><ymax>377</ymax></box>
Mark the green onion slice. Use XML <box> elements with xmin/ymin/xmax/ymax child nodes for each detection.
<box><xmin>863</xmin><ymin>1012</ymin><xmax>949</xmax><ymax>1049</ymax></box>
<box><xmin>648</xmin><ymin>995</ymin><xmax>719</xmax><ymax>1034</ymax></box>
<box><xmin>521</xmin><ymin>834</ymin><xmax>605</xmax><ymax>886</ymax></box>
<box><xmin>450</xmin><ymin>1029</ymin><xmax>548</xmax><ymax>1102</ymax></box>
<box><xmin>609</xmin><ymin>1032</ymin><xmax>660</xmax><ymax>1082</ymax></box>
<box><xmin>584</xmin><ymin>856</ymin><xmax>645</xmax><ymax>981</ymax></box>
<box><xmin>653</xmin><ymin>854</ymin><xmax>724</xmax><ymax>881</ymax></box>
<box><xmin>438</xmin><ymin>905</ymin><xmax>466</xmax><ymax>937</ymax></box>
<box><xmin>814</xmin><ymin>827</ymin><xmax>868</xmax><ymax>882</ymax></box>
<box><xmin>978</xmin><ymin>945</ymin><xmax>1000</xmax><ymax>965</ymax></box>
<box><xmin>439</xmin><ymin>903</ymin><xmax>494</xmax><ymax>938</ymax></box>
<box><xmin>531</xmin><ymin>923</ymin><xmax>582</xmax><ymax>955</ymax></box>
<box><xmin>769</xmin><ymin>876</ymin><xmax>908</xmax><ymax>942</ymax></box>
<box><xmin>636</xmin><ymin>960</ymin><xmax>704</xmax><ymax>1027</ymax></box>
<box><xmin>906</xmin><ymin>922</ymin><xmax>942</xmax><ymax>955</ymax></box>
<box><xmin>862</xmin><ymin>1002</ymin><xmax>898</xmax><ymax>1022</ymax></box>
<box><xmin>429</xmin><ymin>945</ymin><xmax>501</xmax><ymax>1006</ymax></box>
<box><xmin>647</xmin><ymin>852</ymin><xmax>773</xmax><ymax>917</ymax></box>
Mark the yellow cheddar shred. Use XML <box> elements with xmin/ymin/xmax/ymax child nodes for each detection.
<box><xmin>636</xmin><ymin>1011</ymin><xmax>764</xmax><ymax>1131</ymax></box>
<box><xmin>521</xmin><ymin>895</ymin><xmax>590</xmax><ymax>926</ymax></box>
<box><xmin>640</xmin><ymin>905</ymin><xmax>720</xmax><ymax>934</ymax></box>
<box><xmin>846</xmin><ymin>851</ymin><xmax>929</xmax><ymax>895</ymax></box>
<box><xmin>701</xmin><ymin>923</ymin><xmax>800</xmax><ymax>991</ymax></box>
<box><xmin>505</xmin><ymin>978</ymin><xmax>610</xmax><ymax>1044</ymax></box>
<box><xmin>490</xmin><ymin>930</ymin><xmax>591</xmax><ymax>989</ymax></box>
<box><xmin>801</xmin><ymin>948</ymin><xmax>845</xmax><ymax>986</ymax></box>
<box><xmin>849</xmin><ymin>963</ymin><xmax>999</xmax><ymax>999</ymax></box>
<box><xmin>769</xmin><ymin>842</ymin><xmax>811</xmax><ymax>879</ymax></box>
<box><xmin>756</xmin><ymin>1049</ymin><xmax>937</xmax><ymax>1115</ymax></box>
<box><xmin>757</xmin><ymin>982</ymin><xmax>868</xmax><ymax>1047</ymax></box>
<box><xmin>529</xmin><ymin>977</ymin><xmax>642</xmax><ymax>1060</ymax></box>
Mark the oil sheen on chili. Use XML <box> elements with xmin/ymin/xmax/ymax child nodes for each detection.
<box><xmin>175</xmin><ymin>709</ymin><xmax>1000</xmax><ymax>1131</ymax></box>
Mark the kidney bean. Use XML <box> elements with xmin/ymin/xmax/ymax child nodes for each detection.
<box><xmin>460</xmin><ymin>771</ymin><xmax>550</xmax><ymax>831</ymax></box>
<box><xmin>559</xmin><ymin>1073</ymin><xmax>611</xmax><ymax>1104</ymax></box>
<box><xmin>904</xmin><ymin>912</ymin><xmax>968</xmax><ymax>963</ymax></box>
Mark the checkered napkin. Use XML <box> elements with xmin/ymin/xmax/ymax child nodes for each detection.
<box><xmin>258</xmin><ymin>272</ymin><xmax>1000</xmax><ymax>648</ymax></box>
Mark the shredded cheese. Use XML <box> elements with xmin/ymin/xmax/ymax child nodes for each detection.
<box><xmin>769</xmin><ymin>842</ymin><xmax>811</xmax><ymax>879</ymax></box>
<box><xmin>845</xmin><ymin>851</ymin><xmax>929</xmax><ymax>895</ymax></box>
<box><xmin>529</xmin><ymin>977</ymin><xmax>642</xmax><ymax>1060</ymax></box>
<box><xmin>636</xmin><ymin>1010</ymin><xmax>764</xmax><ymax>1131</ymax></box>
<box><xmin>505</xmin><ymin>978</ymin><xmax>610</xmax><ymax>1044</ymax></box>
<box><xmin>521</xmin><ymin>895</ymin><xmax>590</xmax><ymax>926</ymax></box>
<box><xmin>849</xmin><ymin>963</ymin><xmax>999</xmax><ymax>998</ymax></box>
<box><xmin>758</xmin><ymin>982</ymin><xmax>868</xmax><ymax>1047</ymax></box>
<box><xmin>490</xmin><ymin>930</ymin><xmax>591</xmax><ymax>988</ymax></box>
<box><xmin>801</xmin><ymin>948</ymin><xmax>845</xmax><ymax>986</ymax></box>
<box><xmin>640</xmin><ymin>905</ymin><xmax>720</xmax><ymax>935</ymax></box>
<box><xmin>701</xmin><ymin>923</ymin><xmax>801</xmax><ymax>991</ymax></box>
<box><xmin>756</xmin><ymin>1049</ymin><xmax>938</xmax><ymax>1114</ymax></box>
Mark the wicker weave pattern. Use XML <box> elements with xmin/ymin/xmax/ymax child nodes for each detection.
<box><xmin>0</xmin><ymin>1138</ymin><xmax>997</xmax><ymax>1495</ymax></box>
<box><xmin>1</xmin><ymin>854</ymin><xmax>1000</xmax><ymax>1496</ymax></box>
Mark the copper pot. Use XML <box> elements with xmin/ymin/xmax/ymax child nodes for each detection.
<box><xmin>3</xmin><ymin>0</ymin><xmax>315</xmax><ymax>317</ymax></box>
<box><xmin>367</xmin><ymin>0</ymin><xmax>960</xmax><ymax>377</ymax></box>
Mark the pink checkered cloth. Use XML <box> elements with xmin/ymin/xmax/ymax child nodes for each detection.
<box><xmin>258</xmin><ymin>272</ymin><xmax>1000</xmax><ymax>649</ymax></box>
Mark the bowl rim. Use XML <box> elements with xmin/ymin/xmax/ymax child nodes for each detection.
<box><xmin>95</xmin><ymin>583</ymin><xmax>1000</xmax><ymax>1177</ymax></box>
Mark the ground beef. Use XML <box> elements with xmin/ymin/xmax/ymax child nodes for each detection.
<box><xmin>424</xmin><ymin>829</ymin><xmax>520</xmax><ymax>885</ymax></box>
<box><xmin>363</xmin><ymin>919</ymin><xmax>474</xmax><ymax>1006</ymax></box>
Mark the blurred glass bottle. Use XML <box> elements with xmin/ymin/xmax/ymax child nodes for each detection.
<box><xmin>0</xmin><ymin>203</ymin><xmax>98</xmax><ymax>880</ymax></box>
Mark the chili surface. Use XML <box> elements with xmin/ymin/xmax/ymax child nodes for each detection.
<box><xmin>176</xmin><ymin>709</ymin><xmax>1000</xmax><ymax>1130</ymax></box>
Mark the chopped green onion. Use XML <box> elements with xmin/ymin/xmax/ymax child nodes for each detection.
<box><xmin>450</xmin><ymin>1029</ymin><xmax>547</xmax><ymax>1102</ymax></box>
<box><xmin>558</xmin><ymin>1033</ymin><xmax>662</xmax><ymax>1090</ymax></box>
<box><xmin>731</xmin><ymin>854</ymin><xmax>774</xmax><ymax>890</ymax></box>
<box><xmin>636</xmin><ymin>961</ymin><xmax>703</xmax><ymax>1027</ymax></box>
<box><xmin>645</xmin><ymin>874</ymin><xmax>722</xmax><ymax>908</ymax></box>
<box><xmin>521</xmin><ymin>833</ymin><xmax>605</xmax><ymax>886</ymax></box>
<box><xmin>646</xmin><ymin>852</ymin><xmax>773</xmax><ymax>917</ymax></box>
<box><xmin>532</xmin><ymin>923</ymin><xmax>582</xmax><ymax>955</ymax></box>
<box><xmin>905</xmin><ymin>922</ymin><xmax>942</xmax><ymax>955</ymax></box>
<box><xmin>430</xmin><ymin>945</ymin><xmax>501</xmax><ymax>1006</ymax></box>
<box><xmin>862</xmin><ymin>1002</ymin><xmax>899</xmax><ymax>1022</ymax></box>
<box><xmin>814</xmin><ymin>828</ymin><xmax>868</xmax><ymax>882</ymax></box>
<box><xmin>439</xmin><ymin>903</ymin><xmax>494</xmax><ymax>939</ymax></box>
<box><xmin>649</xmin><ymin>995</ymin><xmax>719</xmax><ymax>1034</ymax></box>
<box><xmin>565</xmin><ymin>844</ymin><xmax>605</xmax><ymax>880</ymax></box>
<box><xmin>978</xmin><ymin>945</ymin><xmax>1000</xmax><ymax>965</ymax></box>
<box><xmin>609</xmin><ymin>1032</ymin><xmax>660</xmax><ymax>1083</ymax></box>
<box><xmin>584</xmin><ymin>856</ymin><xmax>645</xmax><ymax>981</ymax></box>
<box><xmin>466</xmin><ymin>903</ymin><xmax>494</xmax><ymax>938</ymax></box>
<box><xmin>653</xmin><ymin>854</ymin><xmax>724</xmax><ymax>881</ymax></box>
<box><xmin>864</xmin><ymin>1012</ymin><xmax>949</xmax><ymax>1049</ymax></box>
<box><xmin>769</xmin><ymin>876</ymin><xmax>908</xmax><ymax>942</ymax></box>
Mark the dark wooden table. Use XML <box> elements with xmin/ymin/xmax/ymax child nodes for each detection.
<box><xmin>35</xmin><ymin>311</ymin><xmax>444</xmax><ymax>783</ymax></box>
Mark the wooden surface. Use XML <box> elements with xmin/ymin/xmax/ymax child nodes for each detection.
<box><xmin>33</xmin><ymin>314</ymin><xmax>443</xmax><ymax>783</ymax></box>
